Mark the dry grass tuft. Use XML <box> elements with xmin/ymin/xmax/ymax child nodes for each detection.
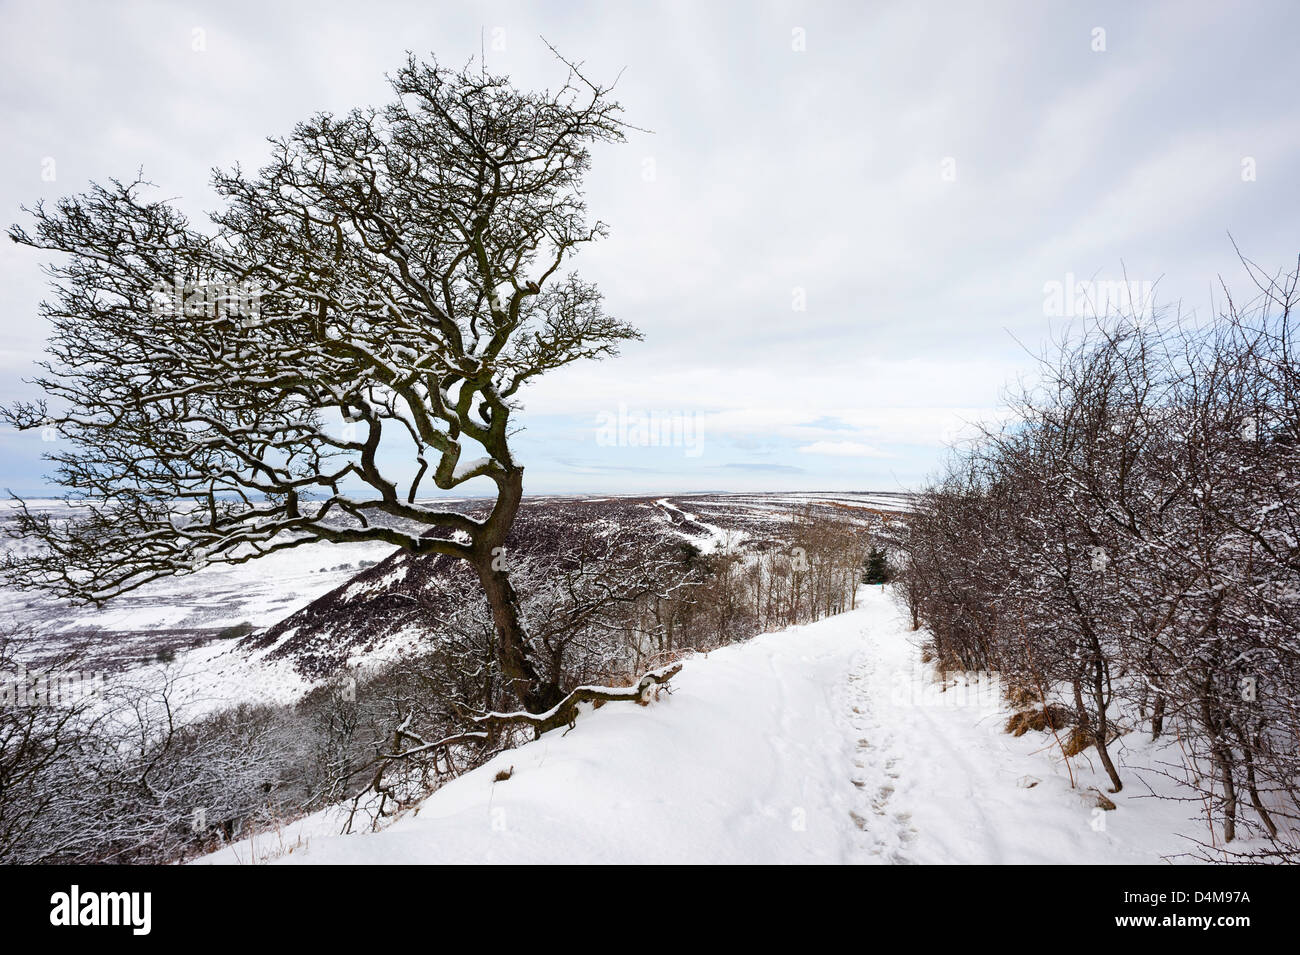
<box><xmin>1004</xmin><ymin>704</ymin><xmax>1075</xmax><ymax>737</ymax></box>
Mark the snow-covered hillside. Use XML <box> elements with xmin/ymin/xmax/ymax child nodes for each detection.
<box><xmin>201</xmin><ymin>586</ymin><xmax>1208</xmax><ymax>865</ymax></box>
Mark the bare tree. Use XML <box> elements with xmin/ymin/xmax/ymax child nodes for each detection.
<box><xmin>3</xmin><ymin>51</ymin><xmax>639</xmax><ymax>712</ymax></box>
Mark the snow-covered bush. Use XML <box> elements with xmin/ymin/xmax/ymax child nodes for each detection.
<box><xmin>899</xmin><ymin>259</ymin><xmax>1300</xmax><ymax>858</ymax></box>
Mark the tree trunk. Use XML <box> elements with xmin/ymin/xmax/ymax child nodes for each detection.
<box><xmin>1150</xmin><ymin>693</ymin><xmax>1165</xmax><ymax>740</ymax></box>
<box><xmin>1090</xmin><ymin>658</ymin><xmax>1123</xmax><ymax>793</ymax></box>
<box><xmin>1073</xmin><ymin>673</ymin><xmax>1122</xmax><ymax>793</ymax></box>
<box><xmin>1092</xmin><ymin>723</ymin><xmax>1124</xmax><ymax>794</ymax></box>
<box><xmin>474</xmin><ymin>559</ymin><xmax>557</xmax><ymax>713</ymax></box>
<box><xmin>1241</xmin><ymin>735</ymin><xmax>1277</xmax><ymax>839</ymax></box>
<box><xmin>470</xmin><ymin>466</ymin><xmax>562</xmax><ymax>714</ymax></box>
<box><xmin>1217</xmin><ymin>744</ymin><xmax>1238</xmax><ymax>842</ymax></box>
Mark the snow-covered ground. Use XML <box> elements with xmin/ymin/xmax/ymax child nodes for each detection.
<box><xmin>201</xmin><ymin>586</ymin><xmax>1212</xmax><ymax>865</ymax></box>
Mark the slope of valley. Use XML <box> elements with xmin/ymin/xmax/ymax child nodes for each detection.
<box><xmin>1</xmin><ymin>492</ymin><xmax>909</xmax><ymax>713</ymax></box>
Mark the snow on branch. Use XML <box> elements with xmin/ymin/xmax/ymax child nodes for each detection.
<box><xmin>473</xmin><ymin>663</ymin><xmax>684</xmax><ymax>738</ymax></box>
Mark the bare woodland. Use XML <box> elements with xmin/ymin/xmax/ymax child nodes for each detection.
<box><xmin>899</xmin><ymin>258</ymin><xmax>1300</xmax><ymax>860</ymax></box>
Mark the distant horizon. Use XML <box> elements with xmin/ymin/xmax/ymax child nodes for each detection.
<box><xmin>0</xmin><ymin>486</ymin><xmax>921</xmax><ymax>503</ymax></box>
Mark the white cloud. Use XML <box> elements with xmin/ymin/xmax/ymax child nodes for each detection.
<box><xmin>2</xmin><ymin>0</ymin><xmax>1298</xmax><ymax>493</ymax></box>
<box><xmin>796</xmin><ymin>441</ymin><xmax>892</xmax><ymax>458</ymax></box>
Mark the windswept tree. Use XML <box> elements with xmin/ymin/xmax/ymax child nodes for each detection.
<box><xmin>3</xmin><ymin>52</ymin><xmax>639</xmax><ymax>713</ymax></box>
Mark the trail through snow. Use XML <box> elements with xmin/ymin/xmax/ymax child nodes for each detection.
<box><xmin>203</xmin><ymin>586</ymin><xmax>1204</xmax><ymax>865</ymax></box>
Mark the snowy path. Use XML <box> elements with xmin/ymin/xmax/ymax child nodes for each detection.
<box><xmin>204</xmin><ymin>586</ymin><xmax>1201</xmax><ymax>865</ymax></box>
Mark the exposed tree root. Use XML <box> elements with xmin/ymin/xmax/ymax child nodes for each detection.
<box><xmin>474</xmin><ymin>664</ymin><xmax>684</xmax><ymax>738</ymax></box>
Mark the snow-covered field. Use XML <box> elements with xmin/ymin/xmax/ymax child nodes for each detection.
<box><xmin>0</xmin><ymin>498</ymin><xmax>401</xmax><ymax>670</ymax></box>
<box><xmin>201</xmin><ymin>586</ymin><xmax>1208</xmax><ymax>865</ymax></box>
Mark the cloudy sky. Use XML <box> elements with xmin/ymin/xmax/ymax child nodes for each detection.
<box><xmin>2</xmin><ymin>0</ymin><xmax>1298</xmax><ymax>497</ymax></box>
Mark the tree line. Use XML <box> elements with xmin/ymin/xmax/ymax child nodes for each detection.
<box><xmin>898</xmin><ymin>258</ymin><xmax>1300</xmax><ymax>859</ymax></box>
